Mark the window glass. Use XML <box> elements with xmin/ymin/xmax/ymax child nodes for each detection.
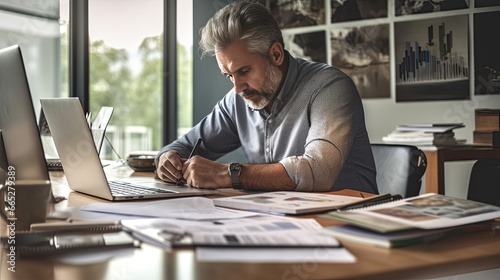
<box><xmin>177</xmin><ymin>0</ymin><xmax>193</xmax><ymax>137</ymax></box>
<box><xmin>60</xmin><ymin>0</ymin><xmax>69</xmax><ymax>98</ymax></box>
<box><xmin>0</xmin><ymin>9</ymin><xmax>61</xmax><ymax>117</ymax></box>
<box><xmin>88</xmin><ymin>0</ymin><xmax>163</xmax><ymax>159</ymax></box>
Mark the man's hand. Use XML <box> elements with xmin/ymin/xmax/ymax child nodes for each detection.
<box><xmin>156</xmin><ymin>151</ymin><xmax>186</xmax><ymax>183</ymax></box>
<box><xmin>157</xmin><ymin>152</ymin><xmax>296</xmax><ymax>191</ymax></box>
<box><xmin>182</xmin><ymin>156</ymin><xmax>232</xmax><ymax>189</ymax></box>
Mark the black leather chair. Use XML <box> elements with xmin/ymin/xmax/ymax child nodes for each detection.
<box><xmin>467</xmin><ymin>158</ymin><xmax>500</xmax><ymax>206</ymax></box>
<box><xmin>371</xmin><ymin>144</ymin><xmax>427</xmax><ymax>198</ymax></box>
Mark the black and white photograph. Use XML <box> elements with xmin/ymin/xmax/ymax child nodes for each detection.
<box><xmin>395</xmin><ymin>15</ymin><xmax>469</xmax><ymax>101</ymax></box>
<box><xmin>269</xmin><ymin>0</ymin><xmax>325</xmax><ymax>29</ymax></box>
<box><xmin>331</xmin><ymin>0</ymin><xmax>387</xmax><ymax>23</ymax></box>
<box><xmin>474</xmin><ymin>11</ymin><xmax>500</xmax><ymax>95</ymax></box>
<box><xmin>284</xmin><ymin>31</ymin><xmax>327</xmax><ymax>64</ymax></box>
<box><xmin>396</xmin><ymin>0</ymin><xmax>469</xmax><ymax>16</ymax></box>
<box><xmin>330</xmin><ymin>24</ymin><xmax>390</xmax><ymax>98</ymax></box>
<box><xmin>475</xmin><ymin>0</ymin><xmax>500</xmax><ymax>7</ymax></box>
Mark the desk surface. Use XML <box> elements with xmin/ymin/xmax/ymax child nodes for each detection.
<box><xmin>2</xmin><ymin>167</ymin><xmax>500</xmax><ymax>280</ymax></box>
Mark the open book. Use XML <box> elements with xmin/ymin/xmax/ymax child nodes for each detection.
<box><xmin>213</xmin><ymin>192</ymin><xmax>403</xmax><ymax>215</ymax></box>
<box><xmin>321</xmin><ymin>193</ymin><xmax>500</xmax><ymax>231</ymax></box>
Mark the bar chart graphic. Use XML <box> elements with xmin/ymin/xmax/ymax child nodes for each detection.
<box><xmin>397</xmin><ymin>24</ymin><xmax>468</xmax><ymax>83</ymax></box>
<box><xmin>395</xmin><ymin>15</ymin><xmax>469</xmax><ymax>101</ymax></box>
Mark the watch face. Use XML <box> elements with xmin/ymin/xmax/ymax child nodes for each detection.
<box><xmin>229</xmin><ymin>163</ymin><xmax>242</xmax><ymax>189</ymax></box>
<box><xmin>230</xmin><ymin>163</ymin><xmax>241</xmax><ymax>172</ymax></box>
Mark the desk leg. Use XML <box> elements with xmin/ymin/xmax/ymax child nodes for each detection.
<box><xmin>423</xmin><ymin>150</ymin><xmax>445</xmax><ymax>195</ymax></box>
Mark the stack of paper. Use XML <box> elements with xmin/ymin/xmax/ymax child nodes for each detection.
<box><xmin>75</xmin><ymin>196</ymin><xmax>357</xmax><ymax>263</ymax></box>
<box><xmin>382</xmin><ymin>123</ymin><xmax>466</xmax><ymax>145</ymax></box>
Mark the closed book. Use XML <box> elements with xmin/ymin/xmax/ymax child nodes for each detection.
<box><xmin>475</xmin><ymin>109</ymin><xmax>500</xmax><ymax>131</ymax></box>
<box><xmin>321</xmin><ymin>224</ymin><xmax>489</xmax><ymax>248</ymax></box>
<box><xmin>320</xmin><ymin>210</ymin><xmax>413</xmax><ymax>233</ymax></box>
<box><xmin>382</xmin><ymin>131</ymin><xmax>465</xmax><ymax>146</ymax></box>
<box><xmin>395</xmin><ymin>123</ymin><xmax>464</xmax><ymax>133</ymax></box>
<box><xmin>473</xmin><ymin>130</ymin><xmax>500</xmax><ymax>145</ymax></box>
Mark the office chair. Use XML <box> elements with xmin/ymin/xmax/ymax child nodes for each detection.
<box><xmin>467</xmin><ymin>158</ymin><xmax>500</xmax><ymax>207</ymax></box>
<box><xmin>371</xmin><ymin>144</ymin><xmax>427</xmax><ymax>198</ymax></box>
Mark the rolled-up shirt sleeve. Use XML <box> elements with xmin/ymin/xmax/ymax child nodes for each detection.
<box><xmin>280</xmin><ymin>74</ymin><xmax>358</xmax><ymax>192</ymax></box>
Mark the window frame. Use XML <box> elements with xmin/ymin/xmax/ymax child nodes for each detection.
<box><xmin>68</xmin><ymin>0</ymin><xmax>178</xmax><ymax>147</ymax></box>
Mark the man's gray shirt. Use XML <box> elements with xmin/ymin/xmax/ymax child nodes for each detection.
<box><xmin>157</xmin><ymin>52</ymin><xmax>378</xmax><ymax>194</ymax></box>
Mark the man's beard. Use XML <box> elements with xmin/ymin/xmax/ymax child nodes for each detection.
<box><xmin>239</xmin><ymin>63</ymin><xmax>282</xmax><ymax>110</ymax></box>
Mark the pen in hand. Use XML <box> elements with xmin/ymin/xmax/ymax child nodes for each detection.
<box><xmin>176</xmin><ymin>137</ymin><xmax>202</xmax><ymax>185</ymax></box>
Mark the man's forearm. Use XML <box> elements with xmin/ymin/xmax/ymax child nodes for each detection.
<box><xmin>239</xmin><ymin>163</ymin><xmax>296</xmax><ymax>191</ymax></box>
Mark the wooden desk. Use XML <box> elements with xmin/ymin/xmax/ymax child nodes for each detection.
<box><xmin>1</xmin><ymin>168</ymin><xmax>500</xmax><ymax>280</ymax></box>
<box><xmin>421</xmin><ymin>145</ymin><xmax>500</xmax><ymax>195</ymax></box>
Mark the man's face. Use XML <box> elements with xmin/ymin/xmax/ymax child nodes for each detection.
<box><xmin>216</xmin><ymin>40</ymin><xmax>282</xmax><ymax>110</ymax></box>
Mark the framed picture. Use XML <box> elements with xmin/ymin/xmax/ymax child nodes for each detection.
<box><xmin>474</xmin><ymin>11</ymin><xmax>500</xmax><ymax>94</ymax></box>
<box><xmin>395</xmin><ymin>15</ymin><xmax>469</xmax><ymax>101</ymax></box>
<box><xmin>269</xmin><ymin>0</ymin><xmax>325</xmax><ymax>29</ymax></box>
<box><xmin>284</xmin><ymin>31</ymin><xmax>327</xmax><ymax>64</ymax></box>
<box><xmin>475</xmin><ymin>0</ymin><xmax>500</xmax><ymax>7</ymax></box>
<box><xmin>396</xmin><ymin>0</ymin><xmax>469</xmax><ymax>16</ymax></box>
<box><xmin>330</xmin><ymin>24</ymin><xmax>390</xmax><ymax>98</ymax></box>
<box><xmin>331</xmin><ymin>0</ymin><xmax>387</xmax><ymax>23</ymax></box>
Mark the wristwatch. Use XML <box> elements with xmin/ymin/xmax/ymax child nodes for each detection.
<box><xmin>228</xmin><ymin>162</ymin><xmax>242</xmax><ymax>189</ymax></box>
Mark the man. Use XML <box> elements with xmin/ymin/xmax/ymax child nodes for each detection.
<box><xmin>155</xmin><ymin>1</ymin><xmax>377</xmax><ymax>194</ymax></box>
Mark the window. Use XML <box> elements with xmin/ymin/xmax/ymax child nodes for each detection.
<box><xmin>88</xmin><ymin>0</ymin><xmax>164</xmax><ymax>159</ymax></box>
<box><xmin>1</xmin><ymin>0</ymin><xmax>193</xmax><ymax>160</ymax></box>
<box><xmin>84</xmin><ymin>0</ymin><xmax>193</xmax><ymax>159</ymax></box>
<box><xmin>0</xmin><ymin>0</ymin><xmax>63</xmax><ymax>118</ymax></box>
<box><xmin>176</xmin><ymin>0</ymin><xmax>193</xmax><ymax>138</ymax></box>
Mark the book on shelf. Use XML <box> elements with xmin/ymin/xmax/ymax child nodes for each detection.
<box><xmin>320</xmin><ymin>193</ymin><xmax>500</xmax><ymax>231</ymax></box>
<box><xmin>395</xmin><ymin>123</ymin><xmax>465</xmax><ymax>133</ymax></box>
<box><xmin>473</xmin><ymin>130</ymin><xmax>500</xmax><ymax>146</ymax></box>
<box><xmin>321</xmin><ymin>223</ymin><xmax>491</xmax><ymax>248</ymax></box>
<box><xmin>382</xmin><ymin>130</ymin><xmax>466</xmax><ymax>146</ymax></box>
<box><xmin>383</xmin><ymin>123</ymin><xmax>466</xmax><ymax>146</ymax></box>
<box><xmin>475</xmin><ymin>108</ymin><xmax>500</xmax><ymax>131</ymax></box>
<box><xmin>212</xmin><ymin>191</ymin><xmax>399</xmax><ymax>215</ymax></box>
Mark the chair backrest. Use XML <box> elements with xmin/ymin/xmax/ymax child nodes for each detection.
<box><xmin>467</xmin><ymin>158</ymin><xmax>500</xmax><ymax>206</ymax></box>
<box><xmin>371</xmin><ymin>144</ymin><xmax>427</xmax><ymax>198</ymax></box>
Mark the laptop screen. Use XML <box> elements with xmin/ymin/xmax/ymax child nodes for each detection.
<box><xmin>0</xmin><ymin>45</ymin><xmax>49</xmax><ymax>181</ymax></box>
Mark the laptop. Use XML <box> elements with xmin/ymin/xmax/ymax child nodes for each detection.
<box><xmin>39</xmin><ymin>106</ymin><xmax>113</xmax><ymax>171</ymax></box>
<box><xmin>91</xmin><ymin>106</ymin><xmax>114</xmax><ymax>154</ymax></box>
<box><xmin>40</xmin><ymin>97</ymin><xmax>218</xmax><ymax>201</ymax></box>
<box><xmin>0</xmin><ymin>45</ymin><xmax>50</xmax><ymax>181</ymax></box>
<box><xmin>0</xmin><ymin>131</ymin><xmax>8</xmax><ymax>183</ymax></box>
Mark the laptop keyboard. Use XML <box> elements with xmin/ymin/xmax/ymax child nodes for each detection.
<box><xmin>109</xmin><ymin>180</ymin><xmax>175</xmax><ymax>196</ymax></box>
